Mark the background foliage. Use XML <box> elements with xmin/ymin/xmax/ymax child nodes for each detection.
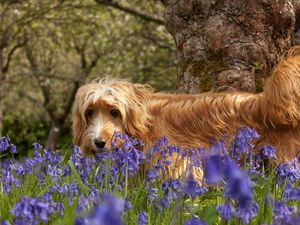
<box><xmin>1</xmin><ymin>0</ymin><xmax>176</xmax><ymax>153</ymax></box>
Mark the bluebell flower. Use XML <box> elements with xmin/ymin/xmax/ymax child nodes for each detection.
<box><xmin>146</xmin><ymin>186</ymin><xmax>159</xmax><ymax>202</ymax></box>
<box><xmin>0</xmin><ymin>136</ymin><xmax>17</xmax><ymax>154</ymax></box>
<box><xmin>155</xmin><ymin>160</ymin><xmax>168</xmax><ymax>173</ymax></box>
<box><xmin>43</xmin><ymin>148</ymin><xmax>62</xmax><ymax>165</ymax></box>
<box><xmin>0</xmin><ymin>136</ymin><xmax>10</xmax><ymax>152</ymax></box>
<box><xmin>124</xmin><ymin>200</ymin><xmax>132</xmax><ymax>212</ymax></box>
<box><xmin>77</xmin><ymin>192</ymin><xmax>124</xmax><ymax>225</ymax></box>
<box><xmin>111</xmin><ymin>134</ymin><xmax>146</xmax><ymax>178</ymax></box>
<box><xmin>235</xmin><ymin>200</ymin><xmax>259</xmax><ymax>224</ymax></box>
<box><xmin>1</xmin><ymin>170</ymin><xmax>20</xmax><ymax>194</ymax></box>
<box><xmin>273</xmin><ymin>201</ymin><xmax>297</xmax><ymax>224</ymax></box>
<box><xmin>262</xmin><ymin>146</ymin><xmax>277</xmax><ymax>160</ymax></box>
<box><xmin>185</xmin><ymin>176</ymin><xmax>208</xmax><ymax>200</ymax></box>
<box><xmin>138</xmin><ymin>211</ymin><xmax>148</xmax><ymax>225</ymax></box>
<box><xmin>217</xmin><ymin>202</ymin><xmax>235</xmax><ymax>220</ymax></box>
<box><xmin>169</xmin><ymin>145</ymin><xmax>183</xmax><ymax>157</ymax></box>
<box><xmin>188</xmin><ymin>149</ymin><xmax>203</xmax><ymax>169</ymax></box>
<box><xmin>283</xmin><ymin>182</ymin><xmax>300</xmax><ymax>200</ymax></box>
<box><xmin>56</xmin><ymin>202</ymin><xmax>65</xmax><ymax>216</ymax></box>
<box><xmin>47</xmin><ymin>164</ymin><xmax>62</xmax><ymax>177</ymax></box>
<box><xmin>159</xmin><ymin>194</ymin><xmax>171</xmax><ymax>208</ymax></box>
<box><xmin>146</xmin><ymin>168</ymin><xmax>160</xmax><ymax>183</ymax></box>
<box><xmin>10</xmin><ymin>144</ymin><xmax>17</xmax><ymax>154</ymax></box>
<box><xmin>209</xmin><ymin>137</ymin><xmax>228</xmax><ymax>156</ymax></box>
<box><xmin>223</xmin><ymin>159</ymin><xmax>255</xmax><ymax>212</ymax></box>
<box><xmin>153</xmin><ymin>137</ymin><xmax>168</xmax><ymax>153</ymax></box>
<box><xmin>9</xmin><ymin>162</ymin><xmax>25</xmax><ymax>176</ymax></box>
<box><xmin>230</xmin><ymin>127</ymin><xmax>259</xmax><ymax>159</ymax></box>
<box><xmin>158</xmin><ymin>179</ymin><xmax>184</xmax><ymax>209</ymax></box>
<box><xmin>277</xmin><ymin>212</ymin><xmax>300</xmax><ymax>225</ymax></box>
<box><xmin>43</xmin><ymin>193</ymin><xmax>53</xmax><ymax>202</ymax></box>
<box><xmin>184</xmin><ymin>216</ymin><xmax>207</xmax><ymax>225</ymax></box>
<box><xmin>204</xmin><ymin>155</ymin><xmax>223</xmax><ymax>184</ymax></box>
<box><xmin>77</xmin><ymin>194</ymin><xmax>89</xmax><ymax>212</ymax></box>
<box><xmin>88</xmin><ymin>186</ymin><xmax>101</xmax><ymax>204</ymax></box>
<box><xmin>12</xmin><ymin>197</ymin><xmax>52</xmax><ymax>224</ymax></box>
<box><xmin>0</xmin><ymin>220</ymin><xmax>11</xmax><ymax>225</ymax></box>
<box><xmin>277</xmin><ymin>160</ymin><xmax>300</xmax><ymax>184</ymax></box>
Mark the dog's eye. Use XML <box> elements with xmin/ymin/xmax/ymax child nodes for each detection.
<box><xmin>110</xmin><ymin>109</ymin><xmax>120</xmax><ymax>118</ymax></box>
<box><xmin>85</xmin><ymin>109</ymin><xmax>94</xmax><ymax>120</ymax></box>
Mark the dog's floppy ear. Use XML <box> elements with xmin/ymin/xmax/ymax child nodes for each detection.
<box><xmin>72</xmin><ymin>86</ymin><xmax>88</xmax><ymax>146</ymax></box>
<box><xmin>125</xmin><ymin>83</ymin><xmax>152</xmax><ymax>139</ymax></box>
<box><xmin>112</xmin><ymin>81</ymin><xmax>152</xmax><ymax>140</ymax></box>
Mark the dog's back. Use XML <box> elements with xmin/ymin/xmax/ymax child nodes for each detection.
<box><xmin>146</xmin><ymin>47</ymin><xmax>300</xmax><ymax>163</ymax></box>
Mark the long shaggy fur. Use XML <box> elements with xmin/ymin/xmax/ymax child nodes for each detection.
<box><xmin>73</xmin><ymin>47</ymin><xmax>300</xmax><ymax>174</ymax></box>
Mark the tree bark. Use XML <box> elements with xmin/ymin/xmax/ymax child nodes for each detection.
<box><xmin>0</xmin><ymin>89</ymin><xmax>3</xmax><ymax>136</ymax></box>
<box><xmin>46</xmin><ymin>122</ymin><xmax>62</xmax><ymax>150</ymax></box>
<box><xmin>0</xmin><ymin>49</ymin><xmax>6</xmax><ymax>136</ymax></box>
<box><xmin>162</xmin><ymin>0</ymin><xmax>296</xmax><ymax>93</ymax></box>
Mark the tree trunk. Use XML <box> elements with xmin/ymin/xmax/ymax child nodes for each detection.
<box><xmin>161</xmin><ymin>0</ymin><xmax>296</xmax><ymax>93</ymax></box>
<box><xmin>46</xmin><ymin>122</ymin><xmax>62</xmax><ymax>150</ymax></box>
<box><xmin>0</xmin><ymin>92</ymin><xmax>3</xmax><ymax>136</ymax></box>
<box><xmin>0</xmin><ymin>49</ymin><xmax>5</xmax><ymax>136</ymax></box>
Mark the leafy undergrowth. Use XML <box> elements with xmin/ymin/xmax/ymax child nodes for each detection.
<box><xmin>0</xmin><ymin>127</ymin><xmax>300</xmax><ymax>225</ymax></box>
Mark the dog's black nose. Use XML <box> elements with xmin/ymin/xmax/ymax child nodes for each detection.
<box><xmin>94</xmin><ymin>138</ymin><xmax>106</xmax><ymax>149</ymax></box>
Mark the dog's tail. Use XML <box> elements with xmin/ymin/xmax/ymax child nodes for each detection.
<box><xmin>259</xmin><ymin>46</ymin><xmax>300</xmax><ymax>128</ymax></box>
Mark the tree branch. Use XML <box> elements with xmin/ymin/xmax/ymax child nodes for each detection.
<box><xmin>160</xmin><ymin>0</ymin><xmax>169</xmax><ymax>6</ymax></box>
<box><xmin>2</xmin><ymin>37</ymin><xmax>28</xmax><ymax>73</ymax></box>
<box><xmin>95</xmin><ymin>0</ymin><xmax>165</xmax><ymax>25</ymax></box>
<box><xmin>24</xmin><ymin>47</ymin><xmax>57</xmax><ymax>121</ymax></box>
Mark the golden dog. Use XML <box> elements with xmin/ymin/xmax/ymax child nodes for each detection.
<box><xmin>73</xmin><ymin>47</ymin><xmax>300</xmax><ymax>178</ymax></box>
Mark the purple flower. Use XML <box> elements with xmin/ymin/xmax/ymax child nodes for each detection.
<box><xmin>277</xmin><ymin>160</ymin><xmax>300</xmax><ymax>184</ymax></box>
<box><xmin>0</xmin><ymin>136</ymin><xmax>16</xmax><ymax>154</ymax></box>
<box><xmin>124</xmin><ymin>200</ymin><xmax>132</xmax><ymax>212</ymax></box>
<box><xmin>235</xmin><ymin>200</ymin><xmax>259</xmax><ymax>224</ymax></box>
<box><xmin>158</xmin><ymin>179</ymin><xmax>184</xmax><ymax>209</ymax></box>
<box><xmin>230</xmin><ymin>127</ymin><xmax>259</xmax><ymax>158</ymax></box>
<box><xmin>47</xmin><ymin>164</ymin><xmax>62</xmax><ymax>177</ymax></box>
<box><xmin>274</xmin><ymin>201</ymin><xmax>297</xmax><ymax>221</ymax></box>
<box><xmin>1</xmin><ymin>170</ymin><xmax>20</xmax><ymax>194</ymax></box>
<box><xmin>184</xmin><ymin>216</ymin><xmax>207</xmax><ymax>225</ymax></box>
<box><xmin>0</xmin><ymin>137</ymin><xmax>10</xmax><ymax>152</ymax></box>
<box><xmin>185</xmin><ymin>176</ymin><xmax>208</xmax><ymax>200</ymax></box>
<box><xmin>159</xmin><ymin>194</ymin><xmax>171</xmax><ymax>208</ymax></box>
<box><xmin>138</xmin><ymin>211</ymin><xmax>148</xmax><ymax>225</ymax></box>
<box><xmin>146</xmin><ymin>168</ymin><xmax>160</xmax><ymax>183</ymax></box>
<box><xmin>110</xmin><ymin>134</ymin><xmax>147</xmax><ymax>179</ymax></box>
<box><xmin>77</xmin><ymin>194</ymin><xmax>89</xmax><ymax>212</ymax></box>
<box><xmin>12</xmin><ymin>197</ymin><xmax>52</xmax><ymax>224</ymax></box>
<box><xmin>10</xmin><ymin>144</ymin><xmax>17</xmax><ymax>154</ymax></box>
<box><xmin>217</xmin><ymin>202</ymin><xmax>235</xmax><ymax>220</ymax></box>
<box><xmin>224</xmin><ymin>160</ymin><xmax>254</xmax><ymax>208</ymax></box>
<box><xmin>262</xmin><ymin>146</ymin><xmax>277</xmax><ymax>159</ymax></box>
<box><xmin>204</xmin><ymin>155</ymin><xmax>223</xmax><ymax>184</ymax></box>
<box><xmin>32</xmin><ymin>142</ymin><xmax>43</xmax><ymax>152</ymax></box>
<box><xmin>56</xmin><ymin>202</ymin><xmax>65</xmax><ymax>216</ymax></box>
<box><xmin>76</xmin><ymin>193</ymin><xmax>124</xmax><ymax>225</ymax></box>
<box><xmin>283</xmin><ymin>182</ymin><xmax>300</xmax><ymax>200</ymax></box>
<box><xmin>146</xmin><ymin>186</ymin><xmax>159</xmax><ymax>202</ymax></box>
<box><xmin>154</xmin><ymin>137</ymin><xmax>168</xmax><ymax>153</ymax></box>
<box><xmin>0</xmin><ymin>220</ymin><xmax>11</xmax><ymax>225</ymax></box>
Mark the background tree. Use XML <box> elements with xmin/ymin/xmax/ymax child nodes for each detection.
<box><xmin>2</xmin><ymin>0</ymin><xmax>176</xmax><ymax>152</ymax></box>
<box><xmin>0</xmin><ymin>0</ymin><xmax>66</xmax><ymax>135</ymax></box>
<box><xmin>160</xmin><ymin>0</ymin><xmax>298</xmax><ymax>93</ymax></box>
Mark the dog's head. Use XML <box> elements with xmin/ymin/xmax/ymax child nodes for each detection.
<box><xmin>72</xmin><ymin>78</ymin><xmax>152</xmax><ymax>155</ymax></box>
